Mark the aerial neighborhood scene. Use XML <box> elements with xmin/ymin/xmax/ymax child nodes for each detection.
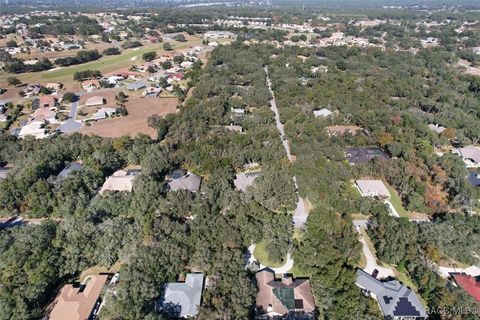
<box><xmin>1</xmin><ymin>0</ymin><xmax>480</xmax><ymax>319</ymax></box>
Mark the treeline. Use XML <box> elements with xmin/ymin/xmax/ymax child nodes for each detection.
<box><xmin>55</xmin><ymin>49</ymin><xmax>101</xmax><ymax>67</ymax></box>
<box><xmin>2</xmin><ymin>50</ymin><xmax>101</xmax><ymax>74</ymax></box>
<box><xmin>29</xmin><ymin>14</ymin><xmax>103</xmax><ymax>36</ymax></box>
<box><xmin>368</xmin><ymin>212</ymin><xmax>479</xmax><ymax>319</ymax></box>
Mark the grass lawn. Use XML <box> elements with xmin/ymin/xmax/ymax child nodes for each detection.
<box><xmin>288</xmin><ymin>264</ymin><xmax>309</xmax><ymax>278</ymax></box>
<box><xmin>292</xmin><ymin>228</ymin><xmax>304</xmax><ymax>242</ymax></box>
<box><xmin>357</xmin><ymin>250</ymin><xmax>367</xmax><ymax>269</ymax></box>
<box><xmin>351</xmin><ymin>213</ymin><xmax>369</xmax><ymax>220</ymax></box>
<box><xmin>79</xmin><ymin>262</ymin><xmax>121</xmax><ymax>282</ymax></box>
<box><xmin>385</xmin><ymin>182</ymin><xmax>410</xmax><ymax>218</ymax></box>
<box><xmin>253</xmin><ymin>241</ymin><xmax>285</xmax><ymax>268</ymax></box>
<box><xmin>394</xmin><ymin>269</ymin><xmax>428</xmax><ymax>308</ymax></box>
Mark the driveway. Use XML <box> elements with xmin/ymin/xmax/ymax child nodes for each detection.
<box><xmin>384</xmin><ymin>200</ymin><xmax>400</xmax><ymax>217</ymax></box>
<box><xmin>247</xmin><ymin>244</ymin><xmax>294</xmax><ymax>274</ymax></box>
<box><xmin>58</xmin><ymin>100</ymin><xmax>82</xmax><ymax>133</ymax></box>
<box><xmin>265</xmin><ymin>66</ymin><xmax>307</xmax><ymax>229</ymax></box>
<box><xmin>356</xmin><ymin>227</ymin><xmax>395</xmax><ymax>279</ymax></box>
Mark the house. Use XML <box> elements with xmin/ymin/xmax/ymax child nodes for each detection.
<box><xmin>92</xmin><ymin>108</ymin><xmax>117</xmax><ymax>121</ymax></box>
<box><xmin>172</xmin><ymin>73</ymin><xmax>184</xmax><ymax>82</ymax></box>
<box><xmin>38</xmin><ymin>95</ymin><xmax>57</xmax><ymax>108</ymax></box>
<box><xmin>82</xmin><ymin>80</ymin><xmax>100</xmax><ymax>91</ymax></box>
<box><xmin>180</xmin><ymin>61</ymin><xmax>193</xmax><ymax>69</ymax></box>
<box><xmin>231</xmin><ymin>107</ymin><xmax>245</xmax><ymax>115</ymax></box>
<box><xmin>159</xmin><ymin>273</ymin><xmax>204</xmax><ymax>318</ymax></box>
<box><xmin>468</xmin><ymin>172</ymin><xmax>480</xmax><ymax>187</ymax></box>
<box><xmin>99</xmin><ymin>165</ymin><xmax>142</xmax><ymax>195</ymax></box>
<box><xmin>428</xmin><ymin>123</ymin><xmax>446</xmax><ymax>134</ymax></box>
<box><xmin>105</xmin><ymin>75</ymin><xmax>124</xmax><ymax>86</ymax></box>
<box><xmin>345</xmin><ymin>147</ymin><xmax>390</xmax><ymax>165</ymax></box>
<box><xmin>85</xmin><ymin>96</ymin><xmax>105</xmax><ymax>107</ymax></box>
<box><xmin>57</xmin><ymin>161</ymin><xmax>83</xmax><ymax>181</ymax></box>
<box><xmin>233</xmin><ymin>170</ymin><xmax>261</xmax><ymax>192</ymax></box>
<box><xmin>127</xmin><ymin>81</ymin><xmax>146</xmax><ymax>91</ymax></box>
<box><xmin>49</xmin><ymin>274</ymin><xmax>108</xmax><ymax>320</ymax></box>
<box><xmin>453</xmin><ymin>146</ymin><xmax>480</xmax><ymax>168</ymax></box>
<box><xmin>255</xmin><ymin>269</ymin><xmax>316</xmax><ymax>319</ymax></box>
<box><xmin>168</xmin><ymin>169</ymin><xmax>202</xmax><ymax>193</ymax></box>
<box><xmin>204</xmin><ymin>31</ymin><xmax>236</xmax><ymax>39</ymax></box>
<box><xmin>313</xmin><ymin>108</ymin><xmax>333</xmax><ymax>118</ymax></box>
<box><xmin>356</xmin><ymin>180</ymin><xmax>390</xmax><ymax>198</ymax></box>
<box><xmin>224</xmin><ymin>124</ymin><xmax>243</xmax><ymax>132</ymax></box>
<box><xmin>143</xmin><ymin>86</ymin><xmax>162</xmax><ymax>97</ymax></box>
<box><xmin>45</xmin><ymin>82</ymin><xmax>62</xmax><ymax>91</ymax></box>
<box><xmin>0</xmin><ymin>163</ymin><xmax>13</xmax><ymax>180</ymax></box>
<box><xmin>32</xmin><ymin>107</ymin><xmax>56</xmax><ymax>122</ymax></box>
<box><xmin>452</xmin><ymin>274</ymin><xmax>480</xmax><ymax>302</ymax></box>
<box><xmin>326</xmin><ymin>125</ymin><xmax>362</xmax><ymax>136</ymax></box>
<box><xmin>18</xmin><ymin>121</ymin><xmax>48</xmax><ymax>139</ymax></box>
<box><xmin>356</xmin><ymin>269</ymin><xmax>426</xmax><ymax>319</ymax></box>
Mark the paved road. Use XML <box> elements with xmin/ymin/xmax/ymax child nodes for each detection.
<box><xmin>265</xmin><ymin>66</ymin><xmax>308</xmax><ymax>229</ymax></box>
<box><xmin>58</xmin><ymin>100</ymin><xmax>82</xmax><ymax>133</ymax></box>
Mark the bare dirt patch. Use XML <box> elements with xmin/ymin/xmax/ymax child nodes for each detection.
<box><xmin>457</xmin><ymin>59</ymin><xmax>480</xmax><ymax>76</ymax></box>
<box><xmin>78</xmin><ymin>96</ymin><xmax>178</xmax><ymax>138</ymax></box>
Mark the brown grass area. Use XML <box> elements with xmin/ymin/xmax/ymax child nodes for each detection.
<box><xmin>79</xmin><ymin>96</ymin><xmax>178</xmax><ymax>138</ymax></box>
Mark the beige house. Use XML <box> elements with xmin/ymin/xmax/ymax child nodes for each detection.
<box><xmin>85</xmin><ymin>96</ymin><xmax>105</xmax><ymax>107</ymax></box>
<box><xmin>99</xmin><ymin>165</ymin><xmax>142</xmax><ymax>195</ymax></box>
<box><xmin>49</xmin><ymin>274</ymin><xmax>108</xmax><ymax>320</ymax></box>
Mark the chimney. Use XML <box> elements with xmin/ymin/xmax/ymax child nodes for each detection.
<box><xmin>283</xmin><ymin>277</ymin><xmax>293</xmax><ymax>286</ymax></box>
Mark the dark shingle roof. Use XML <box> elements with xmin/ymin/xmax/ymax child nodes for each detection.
<box><xmin>346</xmin><ymin>147</ymin><xmax>390</xmax><ymax>165</ymax></box>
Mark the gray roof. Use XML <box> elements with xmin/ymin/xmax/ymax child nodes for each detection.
<box><xmin>468</xmin><ymin>172</ymin><xmax>480</xmax><ymax>187</ymax></box>
<box><xmin>162</xmin><ymin>273</ymin><xmax>204</xmax><ymax>318</ymax></box>
<box><xmin>57</xmin><ymin>162</ymin><xmax>83</xmax><ymax>180</ymax></box>
<box><xmin>356</xmin><ymin>269</ymin><xmax>426</xmax><ymax>318</ymax></box>
<box><xmin>127</xmin><ymin>81</ymin><xmax>146</xmax><ymax>91</ymax></box>
<box><xmin>168</xmin><ymin>172</ymin><xmax>202</xmax><ymax>193</ymax></box>
<box><xmin>233</xmin><ymin>171</ymin><xmax>261</xmax><ymax>192</ymax></box>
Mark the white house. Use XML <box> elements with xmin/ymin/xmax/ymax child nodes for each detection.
<box><xmin>313</xmin><ymin>108</ymin><xmax>333</xmax><ymax>118</ymax></box>
<box><xmin>355</xmin><ymin>180</ymin><xmax>390</xmax><ymax>198</ymax></box>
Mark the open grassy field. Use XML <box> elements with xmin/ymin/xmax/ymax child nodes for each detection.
<box><xmin>78</xmin><ymin>95</ymin><xmax>178</xmax><ymax>138</ymax></box>
<box><xmin>253</xmin><ymin>240</ymin><xmax>285</xmax><ymax>268</ymax></box>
